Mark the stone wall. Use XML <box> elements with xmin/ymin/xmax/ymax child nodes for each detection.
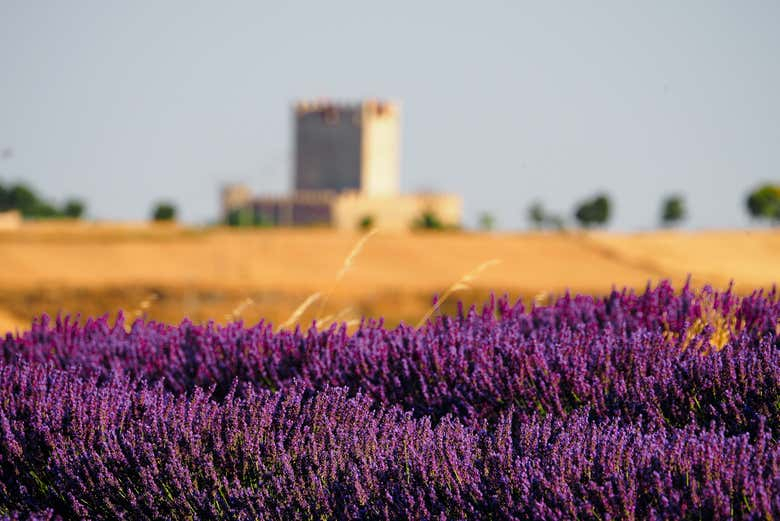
<box><xmin>331</xmin><ymin>192</ymin><xmax>461</xmax><ymax>231</ymax></box>
<box><xmin>361</xmin><ymin>101</ymin><xmax>400</xmax><ymax>197</ymax></box>
<box><xmin>252</xmin><ymin>192</ymin><xmax>334</xmax><ymax>227</ymax></box>
<box><xmin>294</xmin><ymin>104</ymin><xmax>362</xmax><ymax>193</ymax></box>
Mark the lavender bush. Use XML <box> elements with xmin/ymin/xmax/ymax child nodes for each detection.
<box><xmin>0</xmin><ymin>281</ymin><xmax>778</xmax><ymax>519</ymax></box>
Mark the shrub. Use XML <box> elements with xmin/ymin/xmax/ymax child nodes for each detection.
<box><xmin>413</xmin><ymin>210</ymin><xmax>444</xmax><ymax>230</ymax></box>
<box><xmin>152</xmin><ymin>202</ymin><xmax>177</xmax><ymax>222</ymax></box>
<box><xmin>746</xmin><ymin>183</ymin><xmax>780</xmax><ymax>223</ymax></box>
<box><xmin>63</xmin><ymin>199</ymin><xmax>85</xmax><ymax>219</ymax></box>
<box><xmin>574</xmin><ymin>193</ymin><xmax>611</xmax><ymax>228</ymax></box>
<box><xmin>477</xmin><ymin>212</ymin><xmax>495</xmax><ymax>231</ymax></box>
<box><xmin>660</xmin><ymin>194</ymin><xmax>686</xmax><ymax>227</ymax></box>
<box><xmin>358</xmin><ymin>214</ymin><xmax>375</xmax><ymax>231</ymax></box>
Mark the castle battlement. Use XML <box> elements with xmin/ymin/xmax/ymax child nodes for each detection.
<box><xmin>294</xmin><ymin>99</ymin><xmax>398</xmax><ymax>117</ymax></box>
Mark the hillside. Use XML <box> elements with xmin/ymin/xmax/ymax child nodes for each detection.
<box><xmin>0</xmin><ymin>225</ymin><xmax>777</xmax><ymax>331</ymax></box>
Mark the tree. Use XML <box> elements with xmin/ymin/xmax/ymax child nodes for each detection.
<box><xmin>0</xmin><ymin>180</ymin><xmax>87</xmax><ymax>219</ymax></box>
<box><xmin>226</xmin><ymin>208</ymin><xmax>250</xmax><ymax>227</ymax></box>
<box><xmin>574</xmin><ymin>193</ymin><xmax>611</xmax><ymax>228</ymax></box>
<box><xmin>546</xmin><ymin>214</ymin><xmax>565</xmax><ymax>230</ymax></box>
<box><xmin>7</xmin><ymin>184</ymin><xmax>37</xmax><ymax>216</ymax></box>
<box><xmin>0</xmin><ymin>182</ymin><xmax>58</xmax><ymax>218</ymax></box>
<box><xmin>152</xmin><ymin>202</ymin><xmax>177</xmax><ymax>222</ymax></box>
<box><xmin>414</xmin><ymin>210</ymin><xmax>444</xmax><ymax>230</ymax></box>
<box><xmin>746</xmin><ymin>184</ymin><xmax>780</xmax><ymax>223</ymax></box>
<box><xmin>32</xmin><ymin>201</ymin><xmax>59</xmax><ymax>218</ymax></box>
<box><xmin>527</xmin><ymin>202</ymin><xmax>546</xmax><ymax>229</ymax></box>
<box><xmin>527</xmin><ymin>201</ymin><xmax>565</xmax><ymax>230</ymax></box>
<box><xmin>63</xmin><ymin>199</ymin><xmax>85</xmax><ymax>219</ymax></box>
<box><xmin>478</xmin><ymin>212</ymin><xmax>495</xmax><ymax>231</ymax></box>
<box><xmin>660</xmin><ymin>195</ymin><xmax>685</xmax><ymax>227</ymax></box>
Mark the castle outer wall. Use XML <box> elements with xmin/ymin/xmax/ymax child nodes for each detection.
<box><xmin>332</xmin><ymin>192</ymin><xmax>461</xmax><ymax>231</ymax></box>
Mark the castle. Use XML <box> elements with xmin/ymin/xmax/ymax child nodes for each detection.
<box><xmin>222</xmin><ymin>100</ymin><xmax>461</xmax><ymax>230</ymax></box>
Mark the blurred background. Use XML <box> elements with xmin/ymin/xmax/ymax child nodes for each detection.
<box><xmin>1</xmin><ymin>1</ymin><xmax>778</xmax><ymax>331</ymax></box>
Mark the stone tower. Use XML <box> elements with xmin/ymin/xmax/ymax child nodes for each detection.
<box><xmin>294</xmin><ymin>100</ymin><xmax>400</xmax><ymax>197</ymax></box>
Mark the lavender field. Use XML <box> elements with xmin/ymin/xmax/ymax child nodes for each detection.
<box><xmin>0</xmin><ymin>281</ymin><xmax>778</xmax><ymax>519</ymax></box>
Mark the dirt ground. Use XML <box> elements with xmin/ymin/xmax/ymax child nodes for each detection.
<box><xmin>0</xmin><ymin>224</ymin><xmax>777</xmax><ymax>333</ymax></box>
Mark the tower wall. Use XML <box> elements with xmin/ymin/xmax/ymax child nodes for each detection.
<box><xmin>293</xmin><ymin>100</ymin><xmax>399</xmax><ymax>196</ymax></box>
<box><xmin>294</xmin><ymin>104</ymin><xmax>362</xmax><ymax>193</ymax></box>
<box><xmin>361</xmin><ymin>101</ymin><xmax>400</xmax><ymax>197</ymax></box>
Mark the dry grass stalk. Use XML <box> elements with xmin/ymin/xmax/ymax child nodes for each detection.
<box><xmin>132</xmin><ymin>292</ymin><xmax>159</xmax><ymax>318</ymax></box>
<box><xmin>317</xmin><ymin>228</ymin><xmax>379</xmax><ymax>316</ymax></box>
<box><xmin>532</xmin><ymin>291</ymin><xmax>550</xmax><ymax>307</ymax></box>
<box><xmin>415</xmin><ymin>259</ymin><xmax>501</xmax><ymax>328</ymax></box>
<box><xmin>337</xmin><ymin>228</ymin><xmax>379</xmax><ymax>280</ymax></box>
<box><xmin>278</xmin><ymin>292</ymin><xmax>321</xmax><ymax>332</ymax></box>
<box><xmin>316</xmin><ymin>306</ymin><xmax>356</xmax><ymax>328</ymax></box>
<box><xmin>224</xmin><ymin>297</ymin><xmax>255</xmax><ymax>322</ymax></box>
<box><xmin>224</xmin><ymin>229</ymin><xmax>377</xmax><ymax>331</ymax></box>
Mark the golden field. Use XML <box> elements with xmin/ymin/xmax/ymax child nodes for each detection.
<box><xmin>0</xmin><ymin>223</ymin><xmax>778</xmax><ymax>333</ymax></box>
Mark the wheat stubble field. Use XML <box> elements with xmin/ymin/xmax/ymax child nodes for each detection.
<box><xmin>0</xmin><ymin>224</ymin><xmax>778</xmax><ymax>333</ymax></box>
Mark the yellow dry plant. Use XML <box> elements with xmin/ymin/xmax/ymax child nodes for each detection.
<box><xmin>130</xmin><ymin>292</ymin><xmax>159</xmax><ymax>319</ymax></box>
<box><xmin>415</xmin><ymin>259</ymin><xmax>502</xmax><ymax>328</ymax></box>
<box><xmin>675</xmin><ymin>291</ymin><xmax>740</xmax><ymax>354</ymax></box>
<box><xmin>317</xmin><ymin>228</ymin><xmax>379</xmax><ymax>316</ymax></box>
<box><xmin>278</xmin><ymin>292</ymin><xmax>321</xmax><ymax>332</ymax></box>
<box><xmin>225</xmin><ymin>297</ymin><xmax>255</xmax><ymax>322</ymax></box>
<box><xmin>316</xmin><ymin>306</ymin><xmax>356</xmax><ymax>329</ymax></box>
<box><xmin>123</xmin><ymin>292</ymin><xmax>160</xmax><ymax>331</ymax></box>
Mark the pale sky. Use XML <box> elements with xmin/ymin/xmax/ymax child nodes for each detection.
<box><xmin>1</xmin><ymin>1</ymin><xmax>778</xmax><ymax>229</ymax></box>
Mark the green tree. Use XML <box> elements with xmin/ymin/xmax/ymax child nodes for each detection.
<box><xmin>32</xmin><ymin>201</ymin><xmax>60</xmax><ymax>218</ymax></box>
<box><xmin>478</xmin><ymin>212</ymin><xmax>495</xmax><ymax>231</ymax></box>
<box><xmin>546</xmin><ymin>214</ymin><xmax>565</xmax><ymax>230</ymax></box>
<box><xmin>0</xmin><ymin>180</ymin><xmax>89</xmax><ymax>219</ymax></box>
<box><xmin>0</xmin><ymin>183</ymin><xmax>65</xmax><ymax>218</ymax></box>
<box><xmin>226</xmin><ymin>207</ymin><xmax>253</xmax><ymax>227</ymax></box>
<box><xmin>527</xmin><ymin>201</ymin><xmax>547</xmax><ymax>229</ymax></box>
<box><xmin>660</xmin><ymin>195</ymin><xmax>685</xmax><ymax>227</ymax></box>
<box><xmin>527</xmin><ymin>201</ymin><xmax>565</xmax><ymax>230</ymax></box>
<box><xmin>574</xmin><ymin>193</ymin><xmax>611</xmax><ymax>228</ymax></box>
<box><xmin>414</xmin><ymin>210</ymin><xmax>444</xmax><ymax>230</ymax></box>
<box><xmin>63</xmin><ymin>199</ymin><xmax>85</xmax><ymax>219</ymax></box>
<box><xmin>152</xmin><ymin>202</ymin><xmax>177</xmax><ymax>222</ymax></box>
<box><xmin>7</xmin><ymin>184</ymin><xmax>37</xmax><ymax>216</ymax></box>
<box><xmin>746</xmin><ymin>184</ymin><xmax>780</xmax><ymax>223</ymax></box>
